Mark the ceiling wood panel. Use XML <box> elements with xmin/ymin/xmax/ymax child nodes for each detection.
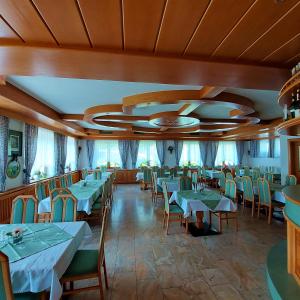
<box><xmin>77</xmin><ymin>0</ymin><xmax>123</xmax><ymax>49</ymax></box>
<box><xmin>212</xmin><ymin>0</ymin><xmax>299</xmax><ymax>59</ymax></box>
<box><xmin>263</xmin><ymin>34</ymin><xmax>300</xmax><ymax>64</ymax></box>
<box><xmin>0</xmin><ymin>17</ymin><xmax>23</xmax><ymax>44</ymax></box>
<box><xmin>32</xmin><ymin>0</ymin><xmax>90</xmax><ymax>46</ymax></box>
<box><xmin>0</xmin><ymin>0</ymin><xmax>55</xmax><ymax>44</ymax></box>
<box><xmin>154</xmin><ymin>0</ymin><xmax>209</xmax><ymax>54</ymax></box>
<box><xmin>239</xmin><ymin>2</ymin><xmax>300</xmax><ymax>61</ymax></box>
<box><xmin>184</xmin><ymin>0</ymin><xmax>254</xmax><ymax>56</ymax></box>
<box><xmin>123</xmin><ymin>0</ymin><xmax>166</xmax><ymax>51</ymax></box>
<box><xmin>286</xmin><ymin>53</ymin><xmax>300</xmax><ymax>66</ymax></box>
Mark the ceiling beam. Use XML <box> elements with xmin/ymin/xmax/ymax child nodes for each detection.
<box><xmin>0</xmin><ymin>45</ymin><xmax>289</xmax><ymax>90</ymax></box>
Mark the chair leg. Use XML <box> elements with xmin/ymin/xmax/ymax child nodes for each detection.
<box><xmin>268</xmin><ymin>206</ymin><xmax>272</xmax><ymax>224</ymax></box>
<box><xmin>166</xmin><ymin>214</ymin><xmax>170</xmax><ymax>235</ymax></box>
<box><xmin>98</xmin><ymin>273</ymin><xmax>104</xmax><ymax>300</ymax></box>
<box><xmin>242</xmin><ymin>195</ymin><xmax>245</xmax><ymax>213</ymax></box>
<box><xmin>251</xmin><ymin>201</ymin><xmax>255</xmax><ymax>217</ymax></box>
<box><xmin>163</xmin><ymin>211</ymin><xmax>166</xmax><ymax>228</ymax></box>
<box><xmin>103</xmin><ymin>257</ymin><xmax>109</xmax><ymax>289</ymax></box>
<box><xmin>209</xmin><ymin>211</ymin><xmax>212</xmax><ymax>226</ymax></box>
<box><xmin>185</xmin><ymin>218</ymin><xmax>189</xmax><ymax>233</ymax></box>
<box><xmin>257</xmin><ymin>203</ymin><xmax>260</xmax><ymax>218</ymax></box>
<box><xmin>226</xmin><ymin>213</ymin><xmax>229</xmax><ymax>225</ymax></box>
<box><xmin>218</xmin><ymin>214</ymin><xmax>222</xmax><ymax>233</ymax></box>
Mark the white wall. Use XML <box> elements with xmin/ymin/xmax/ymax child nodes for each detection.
<box><xmin>5</xmin><ymin>119</ymin><xmax>24</xmax><ymax>190</ymax></box>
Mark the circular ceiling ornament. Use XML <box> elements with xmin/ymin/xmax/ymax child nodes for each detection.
<box><xmin>149</xmin><ymin>112</ymin><xmax>200</xmax><ymax>128</ymax></box>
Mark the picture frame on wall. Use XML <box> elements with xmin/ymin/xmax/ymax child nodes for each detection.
<box><xmin>8</xmin><ymin>130</ymin><xmax>23</xmax><ymax>157</ymax></box>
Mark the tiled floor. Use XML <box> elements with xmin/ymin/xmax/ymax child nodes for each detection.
<box><xmin>70</xmin><ymin>184</ymin><xmax>286</xmax><ymax>300</ymax></box>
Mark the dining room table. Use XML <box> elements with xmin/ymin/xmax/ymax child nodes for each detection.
<box><xmin>0</xmin><ymin>221</ymin><xmax>92</xmax><ymax>300</ymax></box>
<box><xmin>205</xmin><ymin>170</ymin><xmax>222</xmax><ymax>179</ymax></box>
<box><xmin>157</xmin><ymin>177</ymin><xmax>180</xmax><ymax>192</ymax></box>
<box><xmin>85</xmin><ymin>171</ymin><xmax>111</xmax><ymax>181</ymax></box>
<box><xmin>38</xmin><ymin>179</ymin><xmax>105</xmax><ymax>215</ymax></box>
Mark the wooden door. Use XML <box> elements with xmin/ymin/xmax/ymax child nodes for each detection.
<box><xmin>289</xmin><ymin>141</ymin><xmax>300</xmax><ymax>182</ymax></box>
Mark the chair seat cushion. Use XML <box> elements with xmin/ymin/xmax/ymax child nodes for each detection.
<box><xmin>15</xmin><ymin>292</ymin><xmax>41</xmax><ymax>300</ymax></box>
<box><xmin>169</xmin><ymin>204</ymin><xmax>183</xmax><ymax>214</ymax></box>
<box><xmin>63</xmin><ymin>249</ymin><xmax>98</xmax><ymax>278</ymax></box>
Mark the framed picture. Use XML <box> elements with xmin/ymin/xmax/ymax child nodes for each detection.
<box><xmin>8</xmin><ymin>130</ymin><xmax>23</xmax><ymax>157</ymax></box>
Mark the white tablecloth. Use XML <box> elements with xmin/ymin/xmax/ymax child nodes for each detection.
<box><xmin>205</xmin><ymin>170</ymin><xmax>221</xmax><ymax>179</ymax></box>
<box><xmin>136</xmin><ymin>172</ymin><xmax>144</xmax><ymax>181</ymax></box>
<box><xmin>157</xmin><ymin>177</ymin><xmax>180</xmax><ymax>192</ymax></box>
<box><xmin>86</xmin><ymin>171</ymin><xmax>111</xmax><ymax>181</ymax></box>
<box><xmin>169</xmin><ymin>190</ymin><xmax>236</xmax><ymax>218</ymax></box>
<box><xmin>3</xmin><ymin>221</ymin><xmax>92</xmax><ymax>300</ymax></box>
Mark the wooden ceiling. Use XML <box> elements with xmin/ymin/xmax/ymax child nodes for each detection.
<box><xmin>0</xmin><ymin>0</ymin><xmax>299</xmax><ymax>66</ymax></box>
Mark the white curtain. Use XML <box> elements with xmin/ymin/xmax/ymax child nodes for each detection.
<box><xmin>259</xmin><ymin>139</ymin><xmax>269</xmax><ymax>158</ymax></box>
<box><xmin>65</xmin><ymin>137</ymin><xmax>76</xmax><ymax>171</ymax></box>
<box><xmin>93</xmin><ymin>140</ymin><xmax>121</xmax><ymax>167</ymax></box>
<box><xmin>215</xmin><ymin>141</ymin><xmax>238</xmax><ymax>166</ymax></box>
<box><xmin>180</xmin><ymin>141</ymin><xmax>202</xmax><ymax>166</ymax></box>
<box><xmin>31</xmin><ymin>128</ymin><xmax>55</xmax><ymax>178</ymax></box>
<box><xmin>137</xmin><ymin>140</ymin><xmax>160</xmax><ymax>167</ymax></box>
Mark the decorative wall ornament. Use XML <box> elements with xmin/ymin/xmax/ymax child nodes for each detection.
<box><xmin>6</xmin><ymin>154</ymin><xmax>21</xmax><ymax>179</ymax></box>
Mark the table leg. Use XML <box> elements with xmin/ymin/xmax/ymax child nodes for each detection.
<box><xmin>195</xmin><ymin>211</ymin><xmax>204</xmax><ymax>229</ymax></box>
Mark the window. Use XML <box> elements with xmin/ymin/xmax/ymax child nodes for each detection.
<box><xmin>259</xmin><ymin>139</ymin><xmax>269</xmax><ymax>158</ymax></box>
<box><xmin>215</xmin><ymin>141</ymin><xmax>238</xmax><ymax>166</ymax></box>
<box><xmin>179</xmin><ymin>141</ymin><xmax>201</xmax><ymax>166</ymax></box>
<box><xmin>136</xmin><ymin>140</ymin><xmax>160</xmax><ymax>167</ymax></box>
<box><xmin>93</xmin><ymin>140</ymin><xmax>121</xmax><ymax>168</ymax></box>
<box><xmin>274</xmin><ymin>138</ymin><xmax>280</xmax><ymax>158</ymax></box>
<box><xmin>65</xmin><ymin>137</ymin><xmax>76</xmax><ymax>171</ymax></box>
<box><xmin>31</xmin><ymin>128</ymin><xmax>55</xmax><ymax>179</ymax></box>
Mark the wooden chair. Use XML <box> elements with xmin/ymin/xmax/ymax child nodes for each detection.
<box><xmin>81</xmin><ymin>169</ymin><xmax>88</xmax><ymax>180</ymax></box>
<box><xmin>48</xmin><ymin>178</ymin><xmax>57</xmax><ymax>195</ymax></box>
<box><xmin>191</xmin><ymin>171</ymin><xmax>198</xmax><ymax>190</ymax></box>
<box><xmin>66</xmin><ymin>173</ymin><xmax>73</xmax><ymax>187</ymax></box>
<box><xmin>157</xmin><ymin>168</ymin><xmax>166</xmax><ymax>178</ymax></box>
<box><xmin>226</xmin><ymin>172</ymin><xmax>233</xmax><ymax>180</ymax></box>
<box><xmin>257</xmin><ymin>178</ymin><xmax>284</xmax><ymax>224</ymax></box>
<box><xmin>10</xmin><ymin>196</ymin><xmax>38</xmax><ymax>224</ymax></box>
<box><xmin>218</xmin><ymin>171</ymin><xmax>226</xmax><ymax>193</ymax></box>
<box><xmin>286</xmin><ymin>175</ymin><xmax>297</xmax><ymax>186</ymax></box>
<box><xmin>60</xmin><ymin>175</ymin><xmax>68</xmax><ymax>188</ymax></box>
<box><xmin>0</xmin><ymin>251</ymin><xmax>44</xmax><ymax>300</ymax></box>
<box><xmin>51</xmin><ymin>194</ymin><xmax>77</xmax><ymax>222</ymax></box>
<box><xmin>50</xmin><ymin>188</ymin><xmax>72</xmax><ymax>200</ymax></box>
<box><xmin>152</xmin><ymin>171</ymin><xmax>163</xmax><ymax>203</ymax></box>
<box><xmin>169</xmin><ymin>167</ymin><xmax>177</xmax><ymax>177</ymax></box>
<box><xmin>183</xmin><ymin>167</ymin><xmax>189</xmax><ymax>176</ymax></box>
<box><xmin>142</xmin><ymin>168</ymin><xmax>152</xmax><ymax>189</ymax></box>
<box><xmin>93</xmin><ymin>170</ymin><xmax>102</xmax><ymax>180</ymax></box>
<box><xmin>151</xmin><ymin>166</ymin><xmax>159</xmax><ymax>172</ymax></box>
<box><xmin>35</xmin><ymin>182</ymin><xmax>47</xmax><ymax>202</ymax></box>
<box><xmin>242</xmin><ymin>176</ymin><xmax>256</xmax><ymax>217</ymax></box>
<box><xmin>235</xmin><ymin>166</ymin><xmax>240</xmax><ymax>177</ymax></box>
<box><xmin>211</xmin><ymin>179</ymin><xmax>238</xmax><ymax>233</ymax></box>
<box><xmin>162</xmin><ymin>182</ymin><xmax>183</xmax><ymax>235</ymax></box>
<box><xmin>252</xmin><ymin>168</ymin><xmax>260</xmax><ymax>181</ymax></box>
<box><xmin>179</xmin><ymin>176</ymin><xmax>192</xmax><ymax>191</ymax></box>
<box><xmin>61</xmin><ymin>207</ymin><xmax>109</xmax><ymax>298</ymax></box>
<box><xmin>264</xmin><ymin>173</ymin><xmax>273</xmax><ymax>183</ymax></box>
<box><xmin>89</xmin><ymin>181</ymin><xmax>108</xmax><ymax>223</ymax></box>
<box><xmin>243</xmin><ymin>166</ymin><xmax>250</xmax><ymax>176</ymax></box>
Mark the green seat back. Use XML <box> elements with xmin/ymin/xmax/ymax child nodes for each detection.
<box><xmin>183</xmin><ymin>167</ymin><xmax>189</xmax><ymax>176</ymax></box>
<box><xmin>100</xmin><ymin>166</ymin><xmax>107</xmax><ymax>172</ymax></box>
<box><xmin>60</xmin><ymin>176</ymin><xmax>67</xmax><ymax>188</ymax></box>
<box><xmin>151</xmin><ymin>166</ymin><xmax>159</xmax><ymax>172</ymax></box>
<box><xmin>93</xmin><ymin>170</ymin><xmax>102</xmax><ymax>180</ymax></box>
<box><xmin>11</xmin><ymin>197</ymin><xmax>36</xmax><ymax>224</ymax></box>
<box><xmin>48</xmin><ymin>178</ymin><xmax>57</xmax><ymax>194</ymax></box>
<box><xmin>35</xmin><ymin>183</ymin><xmax>46</xmax><ymax>202</ymax></box>
<box><xmin>219</xmin><ymin>172</ymin><xmax>226</xmax><ymax>190</ymax></box>
<box><xmin>66</xmin><ymin>174</ymin><xmax>73</xmax><ymax>187</ymax></box>
<box><xmin>286</xmin><ymin>175</ymin><xmax>297</xmax><ymax>186</ymax></box>
<box><xmin>226</xmin><ymin>172</ymin><xmax>233</xmax><ymax>180</ymax></box>
<box><xmin>157</xmin><ymin>168</ymin><xmax>166</xmax><ymax>178</ymax></box>
<box><xmin>225</xmin><ymin>180</ymin><xmax>236</xmax><ymax>200</ymax></box>
<box><xmin>192</xmin><ymin>172</ymin><xmax>198</xmax><ymax>184</ymax></box>
<box><xmin>264</xmin><ymin>173</ymin><xmax>273</xmax><ymax>183</ymax></box>
<box><xmin>242</xmin><ymin>176</ymin><xmax>254</xmax><ymax>202</ymax></box>
<box><xmin>170</xmin><ymin>168</ymin><xmax>177</xmax><ymax>177</ymax></box>
<box><xmin>52</xmin><ymin>196</ymin><xmax>76</xmax><ymax>222</ymax></box>
<box><xmin>162</xmin><ymin>182</ymin><xmax>169</xmax><ymax>214</ymax></box>
<box><xmin>252</xmin><ymin>168</ymin><xmax>260</xmax><ymax>181</ymax></box>
<box><xmin>244</xmin><ymin>166</ymin><xmax>250</xmax><ymax>176</ymax></box>
<box><xmin>81</xmin><ymin>169</ymin><xmax>88</xmax><ymax>180</ymax></box>
<box><xmin>180</xmin><ymin>176</ymin><xmax>192</xmax><ymax>191</ymax></box>
<box><xmin>258</xmin><ymin>178</ymin><xmax>271</xmax><ymax>205</ymax></box>
<box><xmin>235</xmin><ymin>166</ymin><xmax>240</xmax><ymax>177</ymax></box>
<box><xmin>143</xmin><ymin>168</ymin><xmax>152</xmax><ymax>183</ymax></box>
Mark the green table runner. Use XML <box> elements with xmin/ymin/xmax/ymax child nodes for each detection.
<box><xmin>70</xmin><ymin>180</ymin><xmax>103</xmax><ymax>203</ymax></box>
<box><xmin>0</xmin><ymin>223</ymin><xmax>73</xmax><ymax>263</ymax></box>
<box><xmin>177</xmin><ymin>190</ymin><xmax>222</xmax><ymax>210</ymax></box>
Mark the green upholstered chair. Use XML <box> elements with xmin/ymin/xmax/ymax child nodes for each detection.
<box><xmin>157</xmin><ymin>168</ymin><xmax>166</xmax><ymax>178</ymax></box>
<box><xmin>264</xmin><ymin>173</ymin><xmax>273</xmax><ymax>183</ymax></box>
<box><xmin>235</xmin><ymin>166</ymin><xmax>240</xmax><ymax>177</ymax></box>
<box><xmin>35</xmin><ymin>182</ymin><xmax>47</xmax><ymax>202</ymax></box>
<box><xmin>286</xmin><ymin>175</ymin><xmax>297</xmax><ymax>186</ymax></box>
<box><xmin>48</xmin><ymin>178</ymin><xmax>57</xmax><ymax>195</ymax></box>
<box><xmin>244</xmin><ymin>166</ymin><xmax>250</xmax><ymax>176</ymax></box>
<box><xmin>10</xmin><ymin>196</ymin><xmax>38</xmax><ymax>224</ymax></box>
<box><xmin>257</xmin><ymin>178</ymin><xmax>283</xmax><ymax>224</ymax></box>
<box><xmin>60</xmin><ymin>175</ymin><xmax>67</xmax><ymax>188</ymax></box>
<box><xmin>51</xmin><ymin>194</ymin><xmax>77</xmax><ymax>222</ymax></box>
<box><xmin>93</xmin><ymin>170</ymin><xmax>102</xmax><ymax>180</ymax></box>
<box><xmin>81</xmin><ymin>169</ymin><xmax>88</xmax><ymax>180</ymax></box>
<box><xmin>151</xmin><ymin>171</ymin><xmax>163</xmax><ymax>203</ymax></box>
<box><xmin>210</xmin><ymin>179</ymin><xmax>238</xmax><ymax>233</ymax></box>
<box><xmin>0</xmin><ymin>252</ymin><xmax>43</xmax><ymax>300</ymax></box>
<box><xmin>151</xmin><ymin>166</ymin><xmax>159</xmax><ymax>172</ymax></box>
<box><xmin>169</xmin><ymin>168</ymin><xmax>177</xmax><ymax>177</ymax></box>
<box><xmin>183</xmin><ymin>167</ymin><xmax>189</xmax><ymax>176</ymax></box>
<box><xmin>100</xmin><ymin>166</ymin><xmax>107</xmax><ymax>172</ymax></box>
<box><xmin>162</xmin><ymin>182</ymin><xmax>183</xmax><ymax>235</ymax></box>
<box><xmin>242</xmin><ymin>176</ymin><xmax>256</xmax><ymax>217</ymax></box>
<box><xmin>218</xmin><ymin>171</ymin><xmax>226</xmax><ymax>193</ymax></box>
<box><xmin>90</xmin><ymin>181</ymin><xmax>108</xmax><ymax>221</ymax></box>
<box><xmin>61</xmin><ymin>207</ymin><xmax>109</xmax><ymax>298</ymax></box>
<box><xmin>226</xmin><ymin>172</ymin><xmax>233</xmax><ymax>180</ymax></box>
<box><xmin>66</xmin><ymin>173</ymin><xmax>73</xmax><ymax>187</ymax></box>
<box><xmin>252</xmin><ymin>168</ymin><xmax>260</xmax><ymax>181</ymax></box>
<box><xmin>179</xmin><ymin>176</ymin><xmax>192</xmax><ymax>191</ymax></box>
<box><xmin>143</xmin><ymin>168</ymin><xmax>152</xmax><ymax>189</ymax></box>
<box><xmin>191</xmin><ymin>171</ymin><xmax>198</xmax><ymax>190</ymax></box>
<box><xmin>49</xmin><ymin>188</ymin><xmax>71</xmax><ymax>200</ymax></box>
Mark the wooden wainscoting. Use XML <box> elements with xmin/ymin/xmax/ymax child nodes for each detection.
<box><xmin>0</xmin><ymin>171</ymin><xmax>80</xmax><ymax>224</ymax></box>
<box><xmin>115</xmin><ymin>169</ymin><xmax>138</xmax><ymax>184</ymax></box>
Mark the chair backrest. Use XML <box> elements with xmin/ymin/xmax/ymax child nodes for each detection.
<box><xmin>264</xmin><ymin>173</ymin><xmax>273</xmax><ymax>183</ymax></box>
<box><xmin>81</xmin><ymin>169</ymin><xmax>88</xmax><ymax>180</ymax></box>
<box><xmin>100</xmin><ymin>166</ymin><xmax>107</xmax><ymax>172</ymax></box>
<box><xmin>0</xmin><ymin>252</ymin><xmax>13</xmax><ymax>300</ymax></box>
<box><xmin>170</xmin><ymin>168</ymin><xmax>177</xmax><ymax>177</ymax></box>
<box><xmin>244</xmin><ymin>166</ymin><xmax>250</xmax><ymax>176</ymax></box>
<box><xmin>48</xmin><ymin>178</ymin><xmax>57</xmax><ymax>194</ymax></box>
<box><xmin>252</xmin><ymin>168</ymin><xmax>260</xmax><ymax>181</ymax></box>
<box><xmin>157</xmin><ymin>168</ymin><xmax>165</xmax><ymax>178</ymax></box>
<box><xmin>192</xmin><ymin>171</ymin><xmax>198</xmax><ymax>184</ymax></box>
<box><xmin>50</xmin><ymin>188</ymin><xmax>72</xmax><ymax>200</ymax></box>
<box><xmin>102</xmin><ymin>180</ymin><xmax>109</xmax><ymax>206</ymax></box>
<box><xmin>257</xmin><ymin>178</ymin><xmax>271</xmax><ymax>205</ymax></box>
<box><xmin>10</xmin><ymin>195</ymin><xmax>38</xmax><ymax>224</ymax></box>
<box><xmin>35</xmin><ymin>182</ymin><xmax>46</xmax><ymax>202</ymax></box>
<box><xmin>152</xmin><ymin>171</ymin><xmax>158</xmax><ymax>194</ymax></box>
<box><xmin>60</xmin><ymin>175</ymin><xmax>67</xmax><ymax>188</ymax></box>
<box><xmin>219</xmin><ymin>171</ymin><xmax>226</xmax><ymax>190</ymax></box>
<box><xmin>235</xmin><ymin>166</ymin><xmax>240</xmax><ymax>177</ymax></box>
<box><xmin>226</xmin><ymin>172</ymin><xmax>233</xmax><ymax>180</ymax></box>
<box><xmin>286</xmin><ymin>175</ymin><xmax>297</xmax><ymax>186</ymax></box>
<box><xmin>143</xmin><ymin>168</ymin><xmax>152</xmax><ymax>183</ymax></box>
<box><xmin>242</xmin><ymin>176</ymin><xmax>254</xmax><ymax>202</ymax></box>
<box><xmin>183</xmin><ymin>167</ymin><xmax>189</xmax><ymax>176</ymax></box>
<box><xmin>162</xmin><ymin>182</ymin><xmax>169</xmax><ymax>214</ymax></box>
<box><xmin>66</xmin><ymin>173</ymin><xmax>73</xmax><ymax>187</ymax></box>
<box><xmin>180</xmin><ymin>176</ymin><xmax>192</xmax><ymax>191</ymax></box>
<box><xmin>151</xmin><ymin>166</ymin><xmax>159</xmax><ymax>172</ymax></box>
<box><xmin>51</xmin><ymin>194</ymin><xmax>77</xmax><ymax>222</ymax></box>
<box><xmin>225</xmin><ymin>179</ymin><xmax>236</xmax><ymax>201</ymax></box>
<box><xmin>97</xmin><ymin>206</ymin><xmax>108</xmax><ymax>270</ymax></box>
<box><xmin>93</xmin><ymin>170</ymin><xmax>102</xmax><ymax>180</ymax></box>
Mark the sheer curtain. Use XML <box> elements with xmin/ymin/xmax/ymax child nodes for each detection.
<box><xmin>65</xmin><ymin>136</ymin><xmax>76</xmax><ymax>171</ymax></box>
<box><xmin>93</xmin><ymin>140</ymin><xmax>121</xmax><ymax>167</ymax></box>
<box><xmin>180</xmin><ymin>141</ymin><xmax>202</xmax><ymax>166</ymax></box>
<box><xmin>215</xmin><ymin>141</ymin><xmax>238</xmax><ymax>166</ymax></box>
<box><xmin>31</xmin><ymin>128</ymin><xmax>55</xmax><ymax>178</ymax></box>
<box><xmin>137</xmin><ymin>140</ymin><xmax>160</xmax><ymax>167</ymax></box>
<box><xmin>259</xmin><ymin>139</ymin><xmax>269</xmax><ymax>158</ymax></box>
